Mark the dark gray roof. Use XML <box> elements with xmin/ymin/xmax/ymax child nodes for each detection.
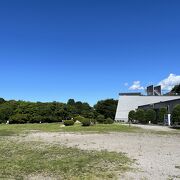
<box><xmin>119</xmin><ymin>93</ymin><xmax>142</xmax><ymax>96</ymax></box>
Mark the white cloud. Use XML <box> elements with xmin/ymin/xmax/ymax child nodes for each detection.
<box><xmin>124</xmin><ymin>82</ymin><xmax>128</xmax><ymax>86</ymax></box>
<box><xmin>129</xmin><ymin>81</ymin><xmax>144</xmax><ymax>90</ymax></box>
<box><xmin>158</xmin><ymin>73</ymin><xmax>180</xmax><ymax>90</ymax></box>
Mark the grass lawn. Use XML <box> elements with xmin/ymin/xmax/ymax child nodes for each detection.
<box><xmin>0</xmin><ymin>123</ymin><xmax>141</xmax><ymax>136</ymax></box>
<box><xmin>1</xmin><ymin>123</ymin><xmax>178</xmax><ymax>179</ymax></box>
<box><xmin>0</xmin><ymin>123</ymin><xmax>179</xmax><ymax>138</ymax></box>
<box><xmin>0</xmin><ymin>123</ymin><xmax>134</xmax><ymax>179</ymax></box>
<box><xmin>0</xmin><ymin>139</ymin><xmax>132</xmax><ymax>179</ymax></box>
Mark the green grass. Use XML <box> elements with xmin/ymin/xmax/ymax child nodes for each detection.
<box><xmin>0</xmin><ymin>123</ymin><xmax>62</xmax><ymax>135</ymax></box>
<box><xmin>1</xmin><ymin>123</ymin><xmax>180</xmax><ymax>137</ymax></box>
<box><xmin>0</xmin><ymin>123</ymin><xmax>136</xmax><ymax>179</ymax></box>
<box><xmin>60</xmin><ymin>123</ymin><xmax>141</xmax><ymax>133</ymax></box>
<box><xmin>0</xmin><ymin>129</ymin><xmax>16</xmax><ymax>136</ymax></box>
<box><xmin>0</xmin><ymin>138</ymin><xmax>132</xmax><ymax>179</ymax></box>
<box><xmin>0</xmin><ymin>123</ymin><xmax>141</xmax><ymax>135</ymax></box>
<box><xmin>149</xmin><ymin>130</ymin><xmax>180</xmax><ymax>135</ymax></box>
<box><xmin>1</xmin><ymin>122</ymin><xmax>178</xmax><ymax>179</ymax></box>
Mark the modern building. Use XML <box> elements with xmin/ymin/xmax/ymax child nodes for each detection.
<box><xmin>115</xmin><ymin>85</ymin><xmax>180</xmax><ymax>122</ymax></box>
<box><xmin>138</xmin><ymin>98</ymin><xmax>180</xmax><ymax>113</ymax></box>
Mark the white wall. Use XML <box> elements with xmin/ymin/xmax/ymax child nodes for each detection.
<box><xmin>115</xmin><ymin>95</ymin><xmax>180</xmax><ymax>122</ymax></box>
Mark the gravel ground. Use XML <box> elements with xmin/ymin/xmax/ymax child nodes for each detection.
<box><xmin>21</xmin><ymin>129</ymin><xmax>180</xmax><ymax>180</ymax></box>
<box><xmin>130</xmin><ymin>124</ymin><xmax>177</xmax><ymax>132</ymax></box>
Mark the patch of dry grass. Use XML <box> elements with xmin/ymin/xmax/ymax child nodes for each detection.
<box><xmin>0</xmin><ymin>137</ymin><xmax>133</xmax><ymax>179</ymax></box>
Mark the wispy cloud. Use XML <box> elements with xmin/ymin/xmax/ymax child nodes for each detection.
<box><xmin>124</xmin><ymin>82</ymin><xmax>128</xmax><ymax>86</ymax></box>
<box><xmin>158</xmin><ymin>73</ymin><xmax>180</xmax><ymax>90</ymax></box>
<box><xmin>129</xmin><ymin>81</ymin><xmax>144</xmax><ymax>90</ymax></box>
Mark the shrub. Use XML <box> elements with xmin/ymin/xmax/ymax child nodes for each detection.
<box><xmin>135</xmin><ymin>109</ymin><xmax>146</xmax><ymax>124</ymax></box>
<box><xmin>74</xmin><ymin>115</ymin><xmax>85</xmax><ymax>122</ymax></box>
<box><xmin>104</xmin><ymin>118</ymin><xmax>114</xmax><ymax>124</ymax></box>
<box><xmin>56</xmin><ymin>116</ymin><xmax>63</xmax><ymax>122</ymax></box>
<box><xmin>9</xmin><ymin>114</ymin><xmax>29</xmax><ymax>124</ymax></box>
<box><xmin>30</xmin><ymin>115</ymin><xmax>43</xmax><ymax>123</ymax></box>
<box><xmin>171</xmin><ymin>104</ymin><xmax>180</xmax><ymax>124</ymax></box>
<box><xmin>64</xmin><ymin>120</ymin><xmax>75</xmax><ymax>126</ymax></box>
<box><xmin>128</xmin><ymin>110</ymin><xmax>136</xmax><ymax>122</ymax></box>
<box><xmin>91</xmin><ymin>118</ymin><xmax>97</xmax><ymax>125</ymax></box>
<box><xmin>41</xmin><ymin>116</ymin><xmax>54</xmax><ymax>123</ymax></box>
<box><xmin>71</xmin><ymin>117</ymin><xmax>76</xmax><ymax>122</ymax></box>
<box><xmin>145</xmin><ymin>109</ymin><xmax>156</xmax><ymax>124</ymax></box>
<box><xmin>81</xmin><ymin>118</ymin><xmax>91</xmax><ymax>126</ymax></box>
<box><xmin>96</xmin><ymin>115</ymin><xmax>105</xmax><ymax>124</ymax></box>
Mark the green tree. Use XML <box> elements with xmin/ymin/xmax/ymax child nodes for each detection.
<box><xmin>145</xmin><ymin>109</ymin><xmax>156</xmax><ymax>124</ymax></box>
<box><xmin>67</xmin><ymin>99</ymin><xmax>75</xmax><ymax>106</ymax></box>
<box><xmin>30</xmin><ymin>115</ymin><xmax>44</xmax><ymax>123</ymax></box>
<box><xmin>135</xmin><ymin>109</ymin><xmax>146</xmax><ymax>124</ymax></box>
<box><xmin>9</xmin><ymin>114</ymin><xmax>29</xmax><ymax>124</ymax></box>
<box><xmin>128</xmin><ymin>110</ymin><xmax>136</xmax><ymax>122</ymax></box>
<box><xmin>57</xmin><ymin>109</ymin><xmax>69</xmax><ymax>120</ymax></box>
<box><xmin>158</xmin><ymin>107</ymin><xmax>167</xmax><ymax>123</ymax></box>
<box><xmin>171</xmin><ymin>104</ymin><xmax>180</xmax><ymax>124</ymax></box>
<box><xmin>0</xmin><ymin>98</ymin><xmax>5</xmax><ymax>104</ymax></box>
<box><xmin>171</xmin><ymin>84</ymin><xmax>180</xmax><ymax>95</ymax></box>
<box><xmin>94</xmin><ymin>99</ymin><xmax>118</xmax><ymax>119</ymax></box>
<box><xmin>0</xmin><ymin>103</ymin><xmax>14</xmax><ymax>123</ymax></box>
<box><xmin>0</xmin><ymin>97</ymin><xmax>96</xmax><ymax>124</ymax></box>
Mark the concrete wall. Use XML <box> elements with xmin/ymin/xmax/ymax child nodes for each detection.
<box><xmin>115</xmin><ymin>95</ymin><xmax>180</xmax><ymax>122</ymax></box>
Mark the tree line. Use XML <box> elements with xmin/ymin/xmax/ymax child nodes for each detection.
<box><xmin>128</xmin><ymin>105</ymin><xmax>180</xmax><ymax>125</ymax></box>
<box><xmin>0</xmin><ymin>98</ymin><xmax>118</xmax><ymax>124</ymax></box>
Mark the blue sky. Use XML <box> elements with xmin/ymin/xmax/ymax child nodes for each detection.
<box><xmin>0</xmin><ymin>0</ymin><xmax>180</xmax><ymax>105</ymax></box>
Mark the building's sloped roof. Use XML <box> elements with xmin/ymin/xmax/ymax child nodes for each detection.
<box><xmin>119</xmin><ymin>93</ymin><xmax>142</xmax><ymax>96</ymax></box>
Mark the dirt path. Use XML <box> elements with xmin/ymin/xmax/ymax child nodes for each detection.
<box><xmin>21</xmin><ymin>131</ymin><xmax>180</xmax><ymax>180</ymax></box>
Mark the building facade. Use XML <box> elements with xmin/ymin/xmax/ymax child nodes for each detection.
<box><xmin>115</xmin><ymin>93</ymin><xmax>180</xmax><ymax>122</ymax></box>
<box><xmin>138</xmin><ymin>98</ymin><xmax>180</xmax><ymax>113</ymax></box>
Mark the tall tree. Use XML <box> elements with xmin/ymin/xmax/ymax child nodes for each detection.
<box><xmin>135</xmin><ymin>109</ymin><xmax>146</xmax><ymax>124</ymax></box>
<box><xmin>67</xmin><ymin>99</ymin><xmax>75</xmax><ymax>106</ymax></box>
<box><xmin>145</xmin><ymin>109</ymin><xmax>156</xmax><ymax>124</ymax></box>
<box><xmin>171</xmin><ymin>104</ymin><xmax>180</xmax><ymax>124</ymax></box>
<box><xmin>171</xmin><ymin>84</ymin><xmax>180</xmax><ymax>95</ymax></box>
<box><xmin>94</xmin><ymin>99</ymin><xmax>118</xmax><ymax>119</ymax></box>
<box><xmin>128</xmin><ymin>110</ymin><xmax>136</xmax><ymax>122</ymax></box>
<box><xmin>0</xmin><ymin>98</ymin><xmax>5</xmax><ymax>104</ymax></box>
<box><xmin>158</xmin><ymin>107</ymin><xmax>167</xmax><ymax>123</ymax></box>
